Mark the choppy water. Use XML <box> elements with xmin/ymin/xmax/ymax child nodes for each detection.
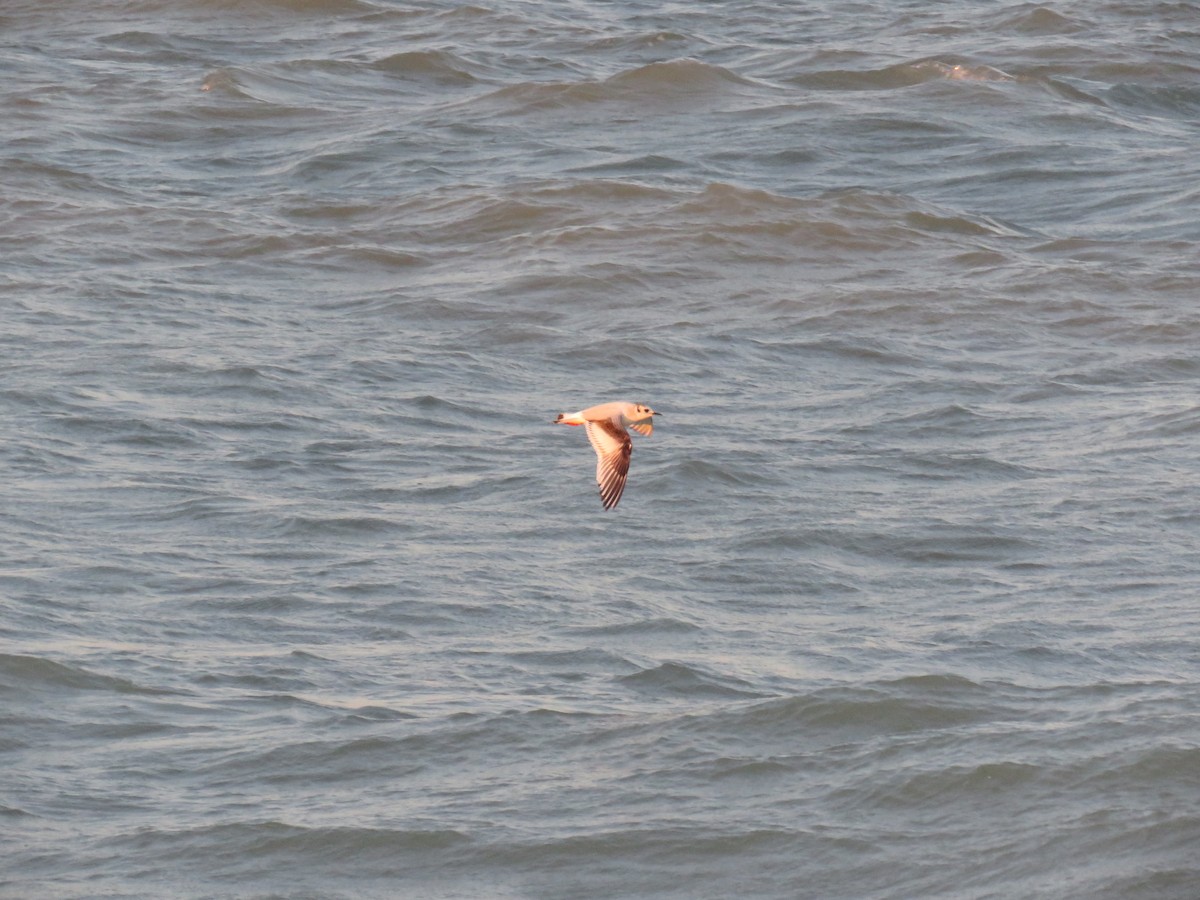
<box><xmin>4</xmin><ymin>1</ymin><xmax>1200</xmax><ymax>897</ymax></box>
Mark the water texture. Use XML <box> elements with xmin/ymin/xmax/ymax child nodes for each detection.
<box><xmin>3</xmin><ymin>1</ymin><xmax>1200</xmax><ymax>897</ymax></box>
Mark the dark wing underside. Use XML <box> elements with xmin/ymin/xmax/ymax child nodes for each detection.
<box><xmin>585</xmin><ymin>419</ymin><xmax>632</xmax><ymax>510</ymax></box>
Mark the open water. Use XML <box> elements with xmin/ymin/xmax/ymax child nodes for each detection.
<box><xmin>4</xmin><ymin>1</ymin><xmax>1200</xmax><ymax>898</ymax></box>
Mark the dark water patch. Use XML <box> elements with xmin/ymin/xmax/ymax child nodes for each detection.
<box><xmin>751</xmin><ymin>334</ymin><xmax>923</xmax><ymax>369</ymax></box>
<box><xmin>605</xmin><ymin>58</ymin><xmax>761</xmax><ymax>93</ymax></box>
<box><xmin>310</xmin><ymin>244</ymin><xmax>429</xmax><ymax>270</ymax></box>
<box><xmin>189</xmin><ymin>0</ymin><xmax>382</xmax><ymax>18</ymax></box>
<box><xmin>1106</xmin><ymin>82</ymin><xmax>1200</xmax><ymax>121</ymax></box>
<box><xmin>506</xmin><ymin>647</ymin><xmax>640</xmax><ymax>676</ymax></box>
<box><xmin>680</xmin><ymin>675</ymin><xmax>1000</xmax><ymax>746</ymax></box>
<box><xmin>569</xmin><ymin>153</ymin><xmax>692</xmax><ymax>176</ymax></box>
<box><xmin>877</xmin><ymin>759</ymin><xmax>1046</xmax><ymax>808</ymax></box>
<box><xmin>0</xmin><ymin>654</ymin><xmax>172</xmax><ymax>697</ymax></box>
<box><xmin>200</xmin><ymin>733</ymin><xmax>425</xmax><ymax>784</ymax></box>
<box><xmin>341</xmin><ymin>704</ymin><xmax>418</xmax><ymax>723</ymax></box>
<box><xmin>1094</xmin><ymin>865</ymin><xmax>1200</xmax><ymax>900</ymax></box>
<box><xmin>95</xmin><ymin>28</ymin><xmax>225</xmax><ymax>68</ymax></box>
<box><xmin>405</xmin><ymin>392</ymin><xmax>497</xmax><ymax>418</ymax></box>
<box><xmin>662</xmin><ymin>456</ymin><xmax>780</xmax><ymax>489</ymax></box>
<box><xmin>47</xmin><ymin>410</ymin><xmax>204</xmax><ymax>449</ymax></box>
<box><xmin>565</xmin><ymin>617</ymin><xmax>702</xmax><ymax>638</ymax></box>
<box><xmin>789</xmin><ymin>56</ymin><xmax>1023</xmax><ymax>93</ymax></box>
<box><xmin>904</xmin><ymin>209</ymin><xmax>1009</xmax><ymax>236</ymax></box>
<box><xmin>194</xmin><ymin>670</ymin><xmax>321</xmax><ymax>695</ymax></box>
<box><xmin>472</xmin><ymin>80</ymin><xmax>622</xmax><ymax>114</ymax></box>
<box><xmin>994</xmin><ymin>6</ymin><xmax>1086</xmax><ymax>35</ymax></box>
<box><xmin>1140</xmin><ymin>404</ymin><xmax>1200</xmax><ymax>436</ymax></box>
<box><xmin>370</xmin><ymin>49</ymin><xmax>477</xmax><ymax>86</ymax></box>
<box><xmin>104</xmin><ymin>820</ymin><xmax>470</xmax><ymax>873</ymax></box>
<box><xmin>890</xmin><ymin>451</ymin><xmax>1040</xmax><ymax>483</ymax></box>
<box><xmin>1035</xmin><ymin>75</ymin><xmax>1112</xmax><ymax>107</ymax></box>
<box><xmin>583</xmin><ymin>30</ymin><xmax>695</xmax><ymax>55</ymax></box>
<box><xmin>619</xmin><ymin>662</ymin><xmax>771</xmax><ymax>700</ymax></box>
<box><xmin>875</xmin><ymin>402</ymin><xmax>1007</xmax><ymax>436</ymax></box>
<box><xmin>482</xmin><ymin>824</ymin><xmax>798</xmax><ymax>872</ymax></box>
<box><xmin>1</xmin><ymin>158</ymin><xmax>109</xmax><ymax>196</ymax></box>
<box><xmin>1081</xmin><ymin>743</ymin><xmax>1200</xmax><ymax>790</ymax></box>
<box><xmin>706</xmin><ymin>756</ymin><xmax>794</xmax><ymax>780</ymax></box>
<box><xmin>460</xmin><ymin>319</ymin><xmax>564</xmax><ymax>347</ymax></box>
<box><xmin>1056</xmin><ymin>355</ymin><xmax>1200</xmax><ymax>386</ymax></box>
<box><xmin>728</xmin><ymin>526</ymin><xmax>824</xmax><ymax>554</ymax></box>
<box><xmin>275</xmin><ymin>515</ymin><xmax>405</xmax><ymax>538</ymax></box>
<box><xmin>281</xmin><ymin>199</ymin><xmax>384</xmax><ymax>221</ymax></box>
<box><xmin>468</xmin><ymin>58</ymin><xmax>763</xmax><ymax>116</ymax></box>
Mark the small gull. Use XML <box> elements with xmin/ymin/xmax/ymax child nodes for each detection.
<box><xmin>555</xmin><ymin>401</ymin><xmax>660</xmax><ymax>510</ymax></box>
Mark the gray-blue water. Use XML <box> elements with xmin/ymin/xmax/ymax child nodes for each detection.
<box><xmin>4</xmin><ymin>1</ymin><xmax>1200</xmax><ymax>897</ymax></box>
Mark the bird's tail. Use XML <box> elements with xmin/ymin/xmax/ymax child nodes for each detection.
<box><xmin>555</xmin><ymin>411</ymin><xmax>585</xmax><ymax>426</ymax></box>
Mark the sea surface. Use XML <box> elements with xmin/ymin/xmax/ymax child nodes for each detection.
<box><xmin>4</xmin><ymin>1</ymin><xmax>1200</xmax><ymax>898</ymax></box>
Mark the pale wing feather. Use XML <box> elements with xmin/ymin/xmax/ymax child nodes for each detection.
<box><xmin>585</xmin><ymin>419</ymin><xmax>632</xmax><ymax>510</ymax></box>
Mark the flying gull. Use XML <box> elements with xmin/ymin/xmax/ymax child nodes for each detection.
<box><xmin>554</xmin><ymin>401</ymin><xmax>660</xmax><ymax>510</ymax></box>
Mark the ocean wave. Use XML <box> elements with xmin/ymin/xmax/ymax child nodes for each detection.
<box><xmin>467</xmin><ymin>58</ymin><xmax>764</xmax><ymax>115</ymax></box>
<box><xmin>371</xmin><ymin>49</ymin><xmax>477</xmax><ymax>86</ymax></box>
<box><xmin>0</xmin><ymin>653</ymin><xmax>173</xmax><ymax>696</ymax></box>
<box><xmin>1107</xmin><ymin>82</ymin><xmax>1200</xmax><ymax>121</ymax></box>
<box><xmin>103</xmin><ymin>819</ymin><xmax>470</xmax><ymax>862</ymax></box>
<box><xmin>992</xmin><ymin>5</ymin><xmax>1084</xmax><ymax>35</ymax></box>
<box><xmin>187</xmin><ymin>0</ymin><xmax>380</xmax><ymax>16</ymax></box>
<box><xmin>619</xmin><ymin>661</ymin><xmax>771</xmax><ymax>699</ymax></box>
<box><xmin>605</xmin><ymin>58</ymin><xmax>759</xmax><ymax>92</ymax></box>
<box><xmin>390</xmin><ymin>178</ymin><xmax>1027</xmax><ymax>283</ymax></box>
<box><xmin>789</xmin><ymin>57</ymin><xmax>1019</xmax><ymax>91</ymax></box>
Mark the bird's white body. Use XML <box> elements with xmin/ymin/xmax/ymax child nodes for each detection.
<box><xmin>555</xmin><ymin>401</ymin><xmax>659</xmax><ymax>510</ymax></box>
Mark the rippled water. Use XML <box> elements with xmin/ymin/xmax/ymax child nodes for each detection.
<box><xmin>4</xmin><ymin>1</ymin><xmax>1200</xmax><ymax>897</ymax></box>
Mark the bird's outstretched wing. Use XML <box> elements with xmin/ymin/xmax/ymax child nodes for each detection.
<box><xmin>585</xmin><ymin>419</ymin><xmax>632</xmax><ymax>510</ymax></box>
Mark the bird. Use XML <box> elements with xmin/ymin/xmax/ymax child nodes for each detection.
<box><xmin>554</xmin><ymin>401</ymin><xmax>660</xmax><ymax>510</ymax></box>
